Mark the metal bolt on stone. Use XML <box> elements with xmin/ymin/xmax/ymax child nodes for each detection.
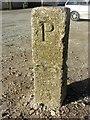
<box><xmin>31</xmin><ymin>7</ymin><xmax>70</xmax><ymax>108</ymax></box>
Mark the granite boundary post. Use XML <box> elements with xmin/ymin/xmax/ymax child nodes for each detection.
<box><xmin>31</xmin><ymin>7</ymin><xmax>70</xmax><ymax>108</ymax></box>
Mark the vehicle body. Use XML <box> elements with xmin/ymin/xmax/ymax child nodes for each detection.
<box><xmin>65</xmin><ymin>0</ymin><xmax>90</xmax><ymax>21</ymax></box>
<box><xmin>56</xmin><ymin>2</ymin><xmax>66</xmax><ymax>6</ymax></box>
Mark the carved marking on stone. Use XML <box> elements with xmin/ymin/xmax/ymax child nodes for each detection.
<box><xmin>40</xmin><ymin>22</ymin><xmax>54</xmax><ymax>41</ymax></box>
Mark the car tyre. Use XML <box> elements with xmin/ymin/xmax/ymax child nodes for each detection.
<box><xmin>71</xmin><ymin>11</ymin><xmax>80</xmax><ymax>21</ymax></box>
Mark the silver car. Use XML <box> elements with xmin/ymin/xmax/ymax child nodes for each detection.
<box><xmin>65</xmin><ymin>0</ymin><xmax>90</xmax><ymax>21</ymax></box>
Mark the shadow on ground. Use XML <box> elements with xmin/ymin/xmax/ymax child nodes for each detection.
<box><xmin>63</xmin><ymin>78</ymin><xmax>90</xmax><ymax>105</ymax></box>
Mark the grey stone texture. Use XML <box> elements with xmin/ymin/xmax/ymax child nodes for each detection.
<box><xmin>31</xmin><ymin>7</ymin><xmax>70</xmax><ymax>108</ymax></box>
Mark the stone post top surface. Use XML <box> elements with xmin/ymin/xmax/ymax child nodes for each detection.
<box><xmin>31</xmin><ymin>6</ymin><xmax>69</xmax><ymax>14</ymax></box>
<box><xmin>32</xmin><ymin>6</ymin><xmax>65</xmax><ymax>10</ymax></box>
<box><xmin>32</xmin><ymin>6</ymin><xmax>67</xmax><ymax>9</ymax></box>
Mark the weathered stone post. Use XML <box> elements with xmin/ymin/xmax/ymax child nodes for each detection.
<box><xmin>31</xmin><ymin>7</ymin><xmax>70</xmax><ymax>108</ymax></box>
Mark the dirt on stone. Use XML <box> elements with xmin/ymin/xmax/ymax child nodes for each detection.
<box><xmin>1</xmin><ymin>9</ymin><xmax>89</xmax><ymax>119</ymax></box>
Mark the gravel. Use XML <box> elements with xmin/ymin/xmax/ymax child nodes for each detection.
<box><xmin>1</xmin><ymin>8</ymin><xmax>89</xmax><ymax>119</ymax></box>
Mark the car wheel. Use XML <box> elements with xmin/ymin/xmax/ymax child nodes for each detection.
<box><xmin>71</xmin><ymin>11</ymin><xmax>80</xmax><ymax>21</ymax></box>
